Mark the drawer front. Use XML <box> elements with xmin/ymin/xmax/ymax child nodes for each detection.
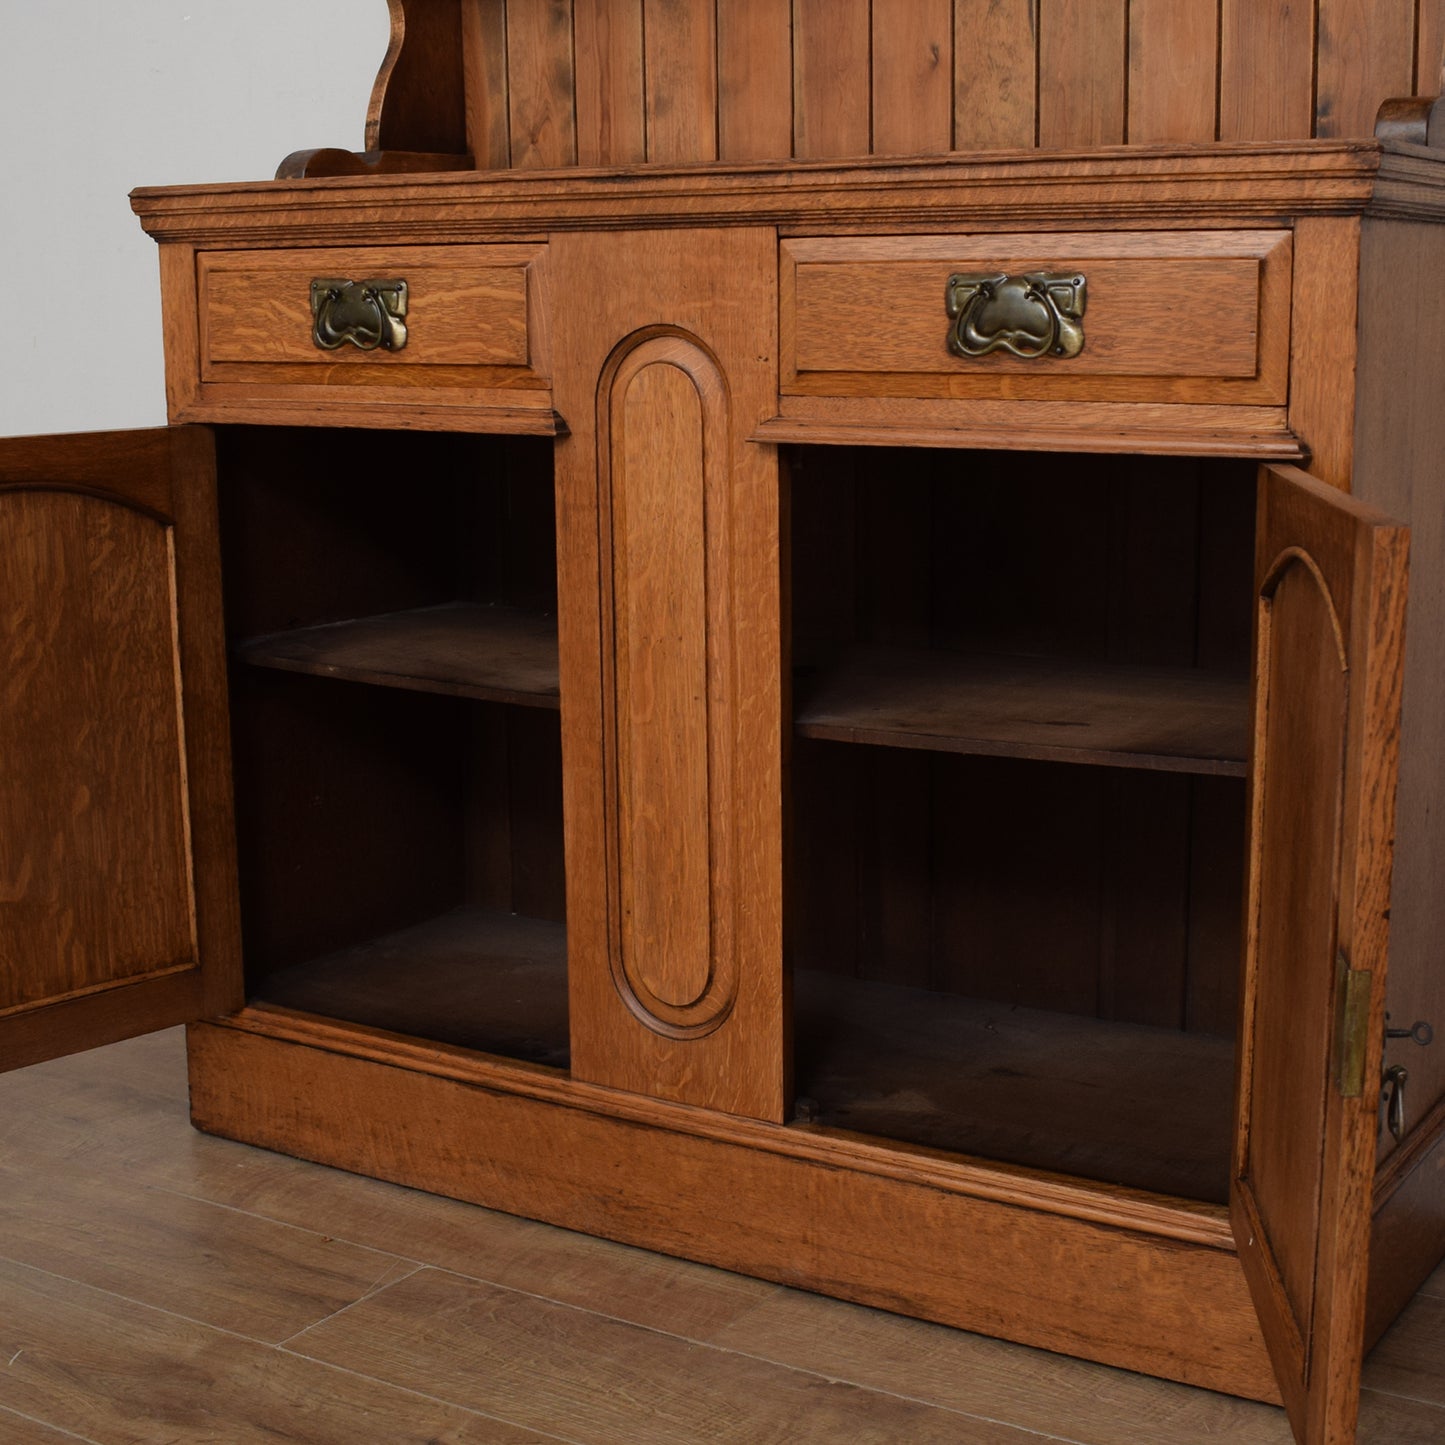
<box><xmin>181</xmin><ymin>243</ymin><xmax>556</xmax><ymax>431</ymax></box>
<box><xmin>781</xmin><ymin>231</ymin><xmax>1292</xmax><ymax>405</ymax></box>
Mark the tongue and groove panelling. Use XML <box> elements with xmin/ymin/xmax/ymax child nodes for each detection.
<box><xmin>429</xmin><ymin>0</ymin><xmax>1445</xmax><ymax>169</ymax></box>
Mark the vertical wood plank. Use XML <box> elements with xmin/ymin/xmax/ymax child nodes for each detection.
<box><xmin>462</xmin><ymin>0</ymin><xmax>512</xmax><ymax>168</ymax></box>
<box><xmin>505</xmin><ymin>0</ymin><xmax>577</xmax><ymax>167</ymax></box>
<box><xmin>1317</xmin><ymin>0</ymin><xmax>1415</xmax><ymax>138</ymax></box>
<box><xmin>872</xmin><ymin>0</ymin><xmax>955</xmax><ymax>155</ymax></box>
<box><xmin>793</xmin><ymin>0</ymin><xmax>872</xmax><ymax>158</ymax></box>
<box><xmin>718</xmin><ymin>0</ymin><xmax>794</xmax><ymax>159</ymax></box>
<box><xmin>1420</xmin><ymin>0</ymin><xmax>1445</xmax><ymax>93</ymax></box>
<box><xmin>1126</xmin><ymin>0</ymin><xmax>1218</xmax><ymax>143</ymax></box>
<box><xmin>1038</xmin><ymin>0</ymin><xmax>1126</xmax><ymax>147</ymax></box>
<box><xmin>954</xmin><ymin>0</ymin><xmax>1037</xmax><ymax>149</ymax></box>
<box><xmin>1219</xmin><ymin>0</ymin><xmax>1315</xmax><ymax>141</ymax></box>
<box><xmin>1288</xmin><ymin>218</ymin><xmax>1361</xmax><ymax>489</ymax></box>
<box><xmin>1186</xmin><ymin>776</ymin><xmax>1247</xmax><ymax>1037</ymax></box>
<box><xmin>644</xmin><ymin>0</ymin><xmax>720</xmax><ymax>162</ymax></box>
<box><xmin>1099</xmin><ymin>774</ymin><xmax>1190</xmax><ymax>1028</ymax></box>
<box><xmin>573</xmin><ymin>0</ymin><xmax>646</xmax><ymax>164</ymax></box>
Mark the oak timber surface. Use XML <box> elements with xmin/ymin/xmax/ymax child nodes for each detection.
<box><xmin>236</xmin><ymin>601</ymin><xmax>560</xmax><ymax>707</ymax></box>
<box><xmin>795</xmin><ymin>646</ymin><xmax>1249</xmax><ymax>776</ymax></box>
<box><xmin>3</xmin><ymin>1029</ymin><xmax>1443</xmax><ymax>1442</ymax></box>
<box><xmin>252</xmin><ymin>906</ymin><xmax>568</xmax><ymax>1068</ymax></box>
<box><xmin>794</xmin><ymin>968</ymin><xmax>1236</xmax><ymax>1204</ymax></box>
<box><xmin>371</xmin><ymin>0</ymin><xmax>1444</xmax><ymax>167</ymax></box>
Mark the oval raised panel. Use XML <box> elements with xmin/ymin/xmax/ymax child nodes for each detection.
<box><xmin>600</xmin><ymin>333</ymin><xmax>737</xmax><ymax>1036</ymax></box>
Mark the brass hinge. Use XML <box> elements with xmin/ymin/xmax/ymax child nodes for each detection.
<box><xmin>1335</xmin><ymin>952</ymin><xmax>1374</xmax><ymax>1098</ymax></box>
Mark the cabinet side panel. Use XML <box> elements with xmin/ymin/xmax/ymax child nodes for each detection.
<box><xmin>1352</xmin><ymin>222</ymin><xmax>1445</xmax><ymax>1294</ymax></box>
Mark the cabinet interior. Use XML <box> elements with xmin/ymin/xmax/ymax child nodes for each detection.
<box><xmin>217</xmin><ymin>426</ymin><xmax>569</xmax><ymax>1069</ymax></box>
<box><xmin>785</xmin><ymin>447</ymin><xmax>1257</xmax><ymax>1204</ymax></box>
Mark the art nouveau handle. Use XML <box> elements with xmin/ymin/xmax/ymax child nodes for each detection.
<box><xmin>310</xmin><ymin>278</ymin><xmax>409</xmax><ymax>352</ymax></box>
<box><xmin>945</xmin><ymin>271</ymin><xmax>1087</xmax><ymax>360</ymax></box>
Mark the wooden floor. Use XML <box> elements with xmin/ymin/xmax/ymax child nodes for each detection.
<box><xmin>2</xmin><ymin>1030</ymin><xmax>1443</xmax><ymax>1444</ymax></box>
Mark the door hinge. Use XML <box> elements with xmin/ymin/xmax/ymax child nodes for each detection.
<box><xmin>1335</xmin><ymin>953</ymin><xmax>1373</xmax><ymax>1098</ymax></box>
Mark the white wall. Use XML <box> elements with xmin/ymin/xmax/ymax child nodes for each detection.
<box><xmin>0</xmin><ymin>2</ymin><xmax>387</xmax><ymax>437</ymax></box>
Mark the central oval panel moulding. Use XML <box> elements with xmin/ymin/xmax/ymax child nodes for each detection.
<box><xmin>601</xmin><ymin>332</ymin><xmax>736</xmax><ymax>1034</ymax></box>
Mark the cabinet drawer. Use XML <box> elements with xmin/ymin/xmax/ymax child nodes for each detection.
<box><xmin>780</xmin><ymin>231</ymin><xmax>1292</xmax><ymax>406</ymax></box>
<box><xmin>180</xmin><ymin>244</ymin><xmax>556</xmax><ymax>432</ymax></box>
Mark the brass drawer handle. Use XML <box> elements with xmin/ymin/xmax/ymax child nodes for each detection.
<box><xmin>310</xmin><ymin>278</ymin><xmax>408</xmax><ymax>352</ymax></box>
<box><xmin>945</xmin><ymin>271</ymin><xmax>1087</xmax><ymax>360</ymax></box>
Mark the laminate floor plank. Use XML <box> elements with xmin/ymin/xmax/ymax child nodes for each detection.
<box><xmin>155</xmin><ymin>1150</ymin><xmax>779</xmax><ymax>1341</ymax></box>
<box><xmin>1362</xmin><ymin>1293</ymin><xmax>1445</xmax><ymax>1407</ymax></box>
<box><xmin>0</xmin><ymin>1159</ymin><xmax>416</xmax><ymax>1345</ymax></box>
<box><xmin>0</xmin><ymin>1407</ymin><xmax>100</xmax><ymax>1444</ymax></box>
<box><xmin>0</xmin><ymin>1259</ymin><xmax>558</xmax><ymax>1445</ymax></box>
<box><xmin>1420</xmin><ymin>1259</ymin><xmax>1445</xmax><ymax>1297</ymax></box>
<box><xmin>1355</xmin><ymin>1391</ymin><xmax>1445</xmax><ymax>1441</ymax></box>
<box><xmin>701</xmin><ymin>1288</ymin><xmax>1294</xmax><ymax>1445</ymax></box>
<box><xmin>287</xmin><ymin>1266</ymin><xmax>1059</xmax><ymax>1445</ymax></box>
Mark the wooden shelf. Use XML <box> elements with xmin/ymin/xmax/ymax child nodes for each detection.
<box><xmin>793</xmin><ymin>968</ymin><xmax>1235</xmax><ymax>1204</ymax></box>
<box><xmin>252</xmin><ymin>907</ymin><xmax>568</xmax><ymax>1068</ymax></box>
<box><xmin>794</xmin><ymin>646</ymin><xmax>1249</xmax><ymax>776</ymax></box>
<box><xmin>236</xmin><ymin>602</ymin><xmax>560</xmax><ymax>708</ymax></box>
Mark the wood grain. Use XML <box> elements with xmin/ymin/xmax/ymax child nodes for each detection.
<box><xmin>1219</xmin><ymin>0</ymin><xmax>1316</xmax><ymax>142</ymax></box>
<box><xmin>1038</xmin><ymin>0</ymin><xmax>1127</xmax><ymax>147</ymax></box>
<box><xmin>795</xmin><ymin>647</ymin><xmax>1248</xmax><ymax>776</ymax></box>
<box><xmin>236</xmin><ymin>602</ymin><xmax>560</xmax><ymax>708</ymax></box>
<box><xmin>1316</xmin><ymin>0</ymin><xmax>1415</xmax><ymax>140</ymax></box>
<box><xmin>188</xmin><ymin>1020</ymin><xmax>1278</xmax><ymax>1398</ymax></box>
<box><xmin>200</xmin><ymin>247</ymin><xmax>536</xmax><ymax>369</ymax></box>
<box><xmin>0</xmin><ymin>1160</ymin><xmax>415</xmax><ymax>1344</ymax></box>
<box><xmin>1234</xmin><ymin>466</ymin><xmax>1409</xmax><ymax>1443</ymax></box>
<box><xmin>573</xmin><ymin>0</ymin><xmax>645</xmax><ymax>164</ymax></box>
<box><xmin>608</xmin><ymin>349</ymin><xmax>716</xmax><ymax>1017</ymax></box>
<box><xmin>1127</xmin><ymin>0</ymin><xmax>1218</xmax><ymax>144</ymax></box>
<box><xmin>954</xmin><ymin>0</ymin><xmax>1037</xmax><ymax>149</ymax></box>
<box><xmin>703</xmin><ymin>1288</ymin><xmax>1297</xmax><ymax>1445</ymax></box>
<box><xmin>871</xmin><ymin>0</ymin><xmax>954</xmax><ymax>156</ymax></box>
<box><xmin>0</xmin><ymin>1257</ymin><xmax>545</xmax><ymax>1444</ymax></box>
<box><xmin>461</xmin><ymin>0</ymin><xmax>512</xmax><ymax>169</ymax></box>
<box><xmin>253</xmin><ymin>907</ymin><xmax>568</xmax><ymax>1067</ymax></box>
<box><xmin>550</xmin><ymin>226</ymin><xmax>784</xmax><ymax>1120</ymax></box>
<box><xmin>289</xmin><ymin>1265</ymin><xmax>1050</xmax><ymax>1444</ymax></box>
<box><xmin>504</xmin><ymin>0</ymin><xmax>577</xmax><ymax>167</ymax></box>
<box><xmin>0</xmin><ymin>429</ymin><xmax>241</xmax><ymax>1073</ymax></box>
<box><xmin>644</xmin><ymin>0</ymin><xmax>719</xmax><ymax>162</ymax></box>
<box><xmin>793</xmin><ymin>968</ymin><xmax>1234</xmax><ymax>1202</ymax></box>
<box><xmin>717</xmin><ymin>0</ymin><xmax>793</xmax><ymax>160</ymax></box>
<box><xmin>792</xmin><ymin>0</ymin><xmax>870</xmax><ymax>158</ymax></box>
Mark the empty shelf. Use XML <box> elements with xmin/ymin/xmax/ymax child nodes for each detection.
<box><xmin>794</xmin><ymin>968</ymin><xmax>1235</xmax><ymax>1204</ymax></box>
<box><xmin>253</xmin><ymin>906</ymin><xmax>569</xmax><ymax>1067</ymax></box>
<box><xmin>795</xmin><ymin>646</ymin><xmax>1248</xmax><ymax>776</ymax></box>
<box><xmin>237</xmin><ymin>602</ymin><xmax>560</xmax><ymax>708</ymax></box>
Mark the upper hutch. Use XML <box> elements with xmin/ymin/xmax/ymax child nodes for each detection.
<box><xmin>6</xmin><ymin>5</ymin><xmax>1445</xmax><ymax>1442</ymax></box>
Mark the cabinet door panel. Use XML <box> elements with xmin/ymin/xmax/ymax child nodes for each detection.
<box><xmin>1234</xmin><ymin>463</ymin><xmax>1408</xmax><ymax>1443</ymax></box>
<box><xmin>0</xmin><ymin>428</ymin><xmax>240</xmax><ymax>1072</ymax></box>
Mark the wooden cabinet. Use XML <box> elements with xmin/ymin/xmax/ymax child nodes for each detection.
<box><xmin>8</xmin><ymin>56</ymin><xmax>1445</xmax><ymax>1445</ymax></box>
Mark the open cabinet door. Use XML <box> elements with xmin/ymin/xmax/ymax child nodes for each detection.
<box><xmin>0</xmin><ymin>428</ymin><xmax>240</xmax><ymax>1073</ymax></box>
<box><xmin>1234</xmin><ymin>464</ymin><xmax>1408</xmax><ymax>1444</ymax></box>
